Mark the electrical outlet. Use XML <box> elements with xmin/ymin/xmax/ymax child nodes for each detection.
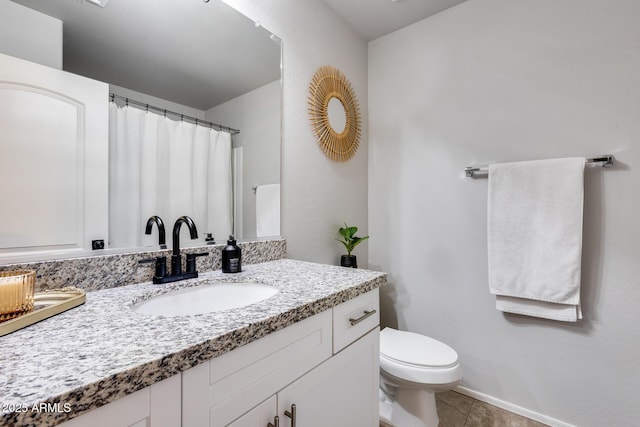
<box><xmin>91</xmin><ymin>239</ymin><xmax>105</xmax><ymax>250</ymax></box>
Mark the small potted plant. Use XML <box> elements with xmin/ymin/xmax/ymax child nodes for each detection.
<box><xmin>337</xmin><ymin>223</ymin><xmax>369</xmax><ymax>268</ymax></box>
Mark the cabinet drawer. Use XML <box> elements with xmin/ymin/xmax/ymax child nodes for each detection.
<box><xmin>333</xmin><ymin>288</ymin><xmax>379</xmax><ymax>353</ymax></box>
<box><xmin>183</xmin><ymin>309</ymin><xmax>332</xmax><ymax>427</ymax></box>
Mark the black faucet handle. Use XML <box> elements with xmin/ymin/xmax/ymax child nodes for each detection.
<box><xmin>185</xmin><ymin>252</ymin><xmax>208</xmax><ymax>274</ymax></box>
<box><xmin>139</xmin><ymin>256</ymin><xmax>167</xmax><ymax>280</ymax></box>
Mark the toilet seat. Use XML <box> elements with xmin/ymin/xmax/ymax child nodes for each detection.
<box><xmin>379</xmin><ymin>328</ymin><xmax>462</xmax><ymax>386</ymax></box>
<box><xmin>380</xmin><ymin>328</ymin><xmax>459</xmax><ymax>368</ymax></box>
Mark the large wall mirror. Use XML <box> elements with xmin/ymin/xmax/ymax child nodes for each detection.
<box><xmin>2</xmin><ymin>0</ymin><xmax>281</xmax><ymax>260</ymax></box>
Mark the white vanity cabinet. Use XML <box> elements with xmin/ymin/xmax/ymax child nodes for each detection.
<box><xmin>227</xmin><ymin>396</ymin><xmax>277</xmax><ymax>427</ymax></box>
<box><xmin>57</xmin><ymin>288</ymin><xmax>380</xmax><ymax>427</ymax></box>
<box><xmin>183</xmin><ymin>288</ymin><xmax>380</xmax><ymax>427</ymax></box>
<box><xmin>276</xmin><ymin>328</ymin><xmax>379</xmax><ymax>427</ymax></box>
<box><xmin>228</xmin><ymin>329</ymin><xmax>378</xmax><ymax>427</ymax></box>
<box><xmin>58</xmin><ymin>375</ymin><xmax>181</xmax><ymax>427</ymax></box>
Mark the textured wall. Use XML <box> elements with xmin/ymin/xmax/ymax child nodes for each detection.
<box><xmin>207</xmin><ymin>81</ymin><xmax>282</xmax><ymax>239</ymax></box>
<box><xmin>369</xmin><ymin>0</ymin><xmax>640</xmax><ymax>426</ymax></box>
<box><xmin>223</xmin><ymin>0</ymin><xmax>370</xmax><ymax>267</ymax></box>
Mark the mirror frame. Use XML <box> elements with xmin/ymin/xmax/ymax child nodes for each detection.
<box><xmin>308</xmin><ymin>65</ymin><xmax>361</xmax><ymax>162</ymax></box>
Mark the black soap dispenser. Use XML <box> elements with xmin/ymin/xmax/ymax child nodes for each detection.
<box><xmin>222</xmin><ymin>235</ymin><xmax>241</xmax><ymax>273</ymax></box>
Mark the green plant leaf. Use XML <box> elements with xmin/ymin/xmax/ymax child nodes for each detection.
<box><xmin>339</xmin><ymin>226</ymin><xmax>350</xmax><ymax>239</ymax></box>
<box><xmin>350</xmin><ymin>235</ymin><xmax>369</xmax><ymax>250</ymax></box>
<box><xmin>336</xmin><ymin>224</ymin><xmax>369</xmax><ymax>256</ymax></box>
<box><xmin>335</xmin><ymin>238</ymin><xmax>351</xmax><ymax>253</ymax></box>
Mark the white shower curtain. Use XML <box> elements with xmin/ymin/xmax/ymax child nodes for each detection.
<box><xmin>109</xmin><ymin>103</ymin><xmax>233</xmax><ymax>248</ymax></box>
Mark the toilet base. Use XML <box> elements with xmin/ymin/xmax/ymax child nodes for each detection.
<box><xmin>379</xmin><ymin>387</ymin><xmax>439</xmax><ymax>427</ymax></box>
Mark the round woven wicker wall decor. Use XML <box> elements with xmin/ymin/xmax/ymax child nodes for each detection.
<box><xmin>308</xmin><ymin>65</ymin><xmax>361</xmax><ymax>162</ymax></box>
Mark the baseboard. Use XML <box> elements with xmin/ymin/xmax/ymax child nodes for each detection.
<box><xmin>454</xmin><ymin>386</ymin><xmax>576</xmax><ymax>427</ymax></box>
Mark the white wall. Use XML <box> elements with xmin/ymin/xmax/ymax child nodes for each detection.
<box><xmin>0</xmin><ymin>0</ymin><xmax>62</xmax><ymax>69</ymax></box>
<box><xmin>369</xmin><ymin>0</ymin><xmax>640</xmax><ymax>426</ymax></box>
<box><xmin>223</xmin><ymin>0</ymin><xmax>369</xmax><ymax>266</ymax></box>
<box><xmin>206</xmin><ymin>80</ymin><xmax>281</xmax><ymax>239</ymax></box>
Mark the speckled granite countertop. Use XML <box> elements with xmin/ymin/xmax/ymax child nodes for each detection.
<box><xmin>0</xmin><ymin>259</ymin><xmax>386</xmax><ymax>427</ymax></box>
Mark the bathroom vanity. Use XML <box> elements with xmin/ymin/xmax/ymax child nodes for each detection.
<box><xmin>0</xmin><ymin>259</ymin><xmax>385</xmax><ymax>427</ymax></box>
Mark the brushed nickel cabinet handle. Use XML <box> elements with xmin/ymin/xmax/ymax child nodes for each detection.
<box><xmin>349</xmin><ymin>309</ymin><xmax>376</xmax><ymax>326</ymax></box>
<box><xmin>268</xmin><ymin>415</ymin><xmax>279</xmax><ymax>427</ymax></box>
<box><xmin>284</xmin><ymin>404</ymin><xmax>296</xmax><ymax>427</ymax></box>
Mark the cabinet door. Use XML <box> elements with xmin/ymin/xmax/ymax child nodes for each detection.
<box><xmin>0</xmin><ymin>52</ymin><xmax>108</xmax><ymax>259</ymax></box>
<box><xmin>58</xmin><ymin>374</ymin><xmax>181</xmax><ymax>427</ymax></box>
<box><xmin>278</xmin><ymin>328</ymin><xmax>379</xmax><ymax>427</ymax></box>
<box><xmin>227</xmin><ymin>395</ymin><xmax>276</xmax><ymax>427</ymax></box>
<box><xmin>182</xmin><ymin>310</ymin><xmax>332</xmax><ymax>427</ymax></box>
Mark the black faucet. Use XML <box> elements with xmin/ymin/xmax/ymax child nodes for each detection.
<box><xmin>145</xmin><ymin>216</ymin><xmax>166</xmax><ymax>249</ymax></box>
<box><xmin>171</xmin><ymin>215</ymin><xmax>198</xmax><ymax>276</ymax></box>
<box><xmin>139</xmin><ymin>215</ymin><xmax>207</xmax><ymax>284</ymax></box>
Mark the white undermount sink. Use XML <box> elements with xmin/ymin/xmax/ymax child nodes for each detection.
<box><xmin>132</xmin><ymin>282</ymin><xmax>279</xmax><ymax>316</ymax></box>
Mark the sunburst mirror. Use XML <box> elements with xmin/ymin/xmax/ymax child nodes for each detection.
<box><xmin>308</xmin><ymin>66</ymin><xmax>361</xmax><ymax>162</ymax></box>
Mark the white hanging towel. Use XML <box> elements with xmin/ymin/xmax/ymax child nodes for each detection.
<box><xmin>487</xmin><ymin>157</ymin><xmax>585</xmax><ymax>322</ymax></box>
<box><xmin>256</xmin><ymin>183</ymin><xmax>281</xmax><ymax>237</ymax></box>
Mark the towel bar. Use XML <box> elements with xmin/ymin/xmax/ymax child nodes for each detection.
<box><xmin>464</xmin><ymin>155</ymin><xmax>614</xmax><ymax>178</ymax></box>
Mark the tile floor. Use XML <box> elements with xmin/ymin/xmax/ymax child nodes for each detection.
<box><xmin>435</xmin><ymin>391</ymin><xmax>549</xmax><ymax>427</ymax></box>
<box><xmin>379</xmin><ymin>390</ymin><xmax>550</xmax><ymax>427</ymax></box>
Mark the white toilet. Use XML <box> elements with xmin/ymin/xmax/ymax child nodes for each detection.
<box><xmin>379</xmin><ymin>327</ymin><xmax>462</xmax><ymax>427</ymax></box>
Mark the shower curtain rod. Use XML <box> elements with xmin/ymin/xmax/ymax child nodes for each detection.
<box><xmin>464</xmin><ymin>155</ymin><xmax>614</xmax><ymax>177</ymax></box>
<box><xmin>109</xmin><ymin>93</ymin><xmax>240</xmax><ymax>135</ymax></box>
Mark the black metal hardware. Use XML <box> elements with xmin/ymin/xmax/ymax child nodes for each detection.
<box><xmin>145</xmin><ymin>216</ymin><xmax>166</xmax><ymax>249</ymax></box>
<box><xmin>153</xmin><ymin>256</ymin><xmax>167</xmax><ymax>280</ymax></box>
<box><xmin>170</xmin><ymin>216</ymin><xmax>198</xmax><ymax>277</ymax></box>
<box><xmin>138</xmin><ymin>257</ymin><xmax>168</xmax><ymax>282</ymax></box>
<box><xmin>109</xmin><ymin>93</ymin><xmax>240</xmax><ymax>134</ymax></box>
<box><xmin>186</xmin><ymin>253</ymin><xmax>208</xmax><ymax>274</ymax></box>
<box><xmin>205</xmin><ymin>233</ymin><xmax>215</xmax><ymax>244</ymax></box>
<box><xmin>139</xmin><ymin>216</ymin><xmax>204</xmax><ymax>285</ymax></box>
<box><xmin>152</xmin><ymin>271</ymin><xmax>198</xmax><ymax>284</ymax></box>
<box><xmin>91</xmin><ymin>239</ymin><xmax>105</xmax><ymax>250</ymax></box>
<box><xmin>146</xmin><ymin>216</ymin><xmax>199</xmax><ymax>284</ymax></box>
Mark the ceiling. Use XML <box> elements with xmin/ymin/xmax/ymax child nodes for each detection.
<box><xmin>322</xmin><ymin>0</ymin><xmax>467</xmax><ymax>41</ymax></box>
<box><xmin>9</xmin><ymin>0</ymin><xmax>466</xmax><ymax>110</ymax></box>
<box><xmin>11</xmin><ymin>0</ymin><xmax>281</xmax><ymax>110</ymax></box>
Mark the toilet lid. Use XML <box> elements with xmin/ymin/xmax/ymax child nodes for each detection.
<box><xmin>380</xmin><ymin>328</ymin><xmax>458</xmax><ymax>368</ymax></box>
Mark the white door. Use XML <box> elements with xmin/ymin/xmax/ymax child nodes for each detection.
<box><xmin>0</xmin><ymin>52</ymin><xmax>108</xmax><ymax>259</ymax></box>
<box><xmin>277</xmin><ymin>329</ymin><xmax>380</xmax><ymax>427</ymax></box>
